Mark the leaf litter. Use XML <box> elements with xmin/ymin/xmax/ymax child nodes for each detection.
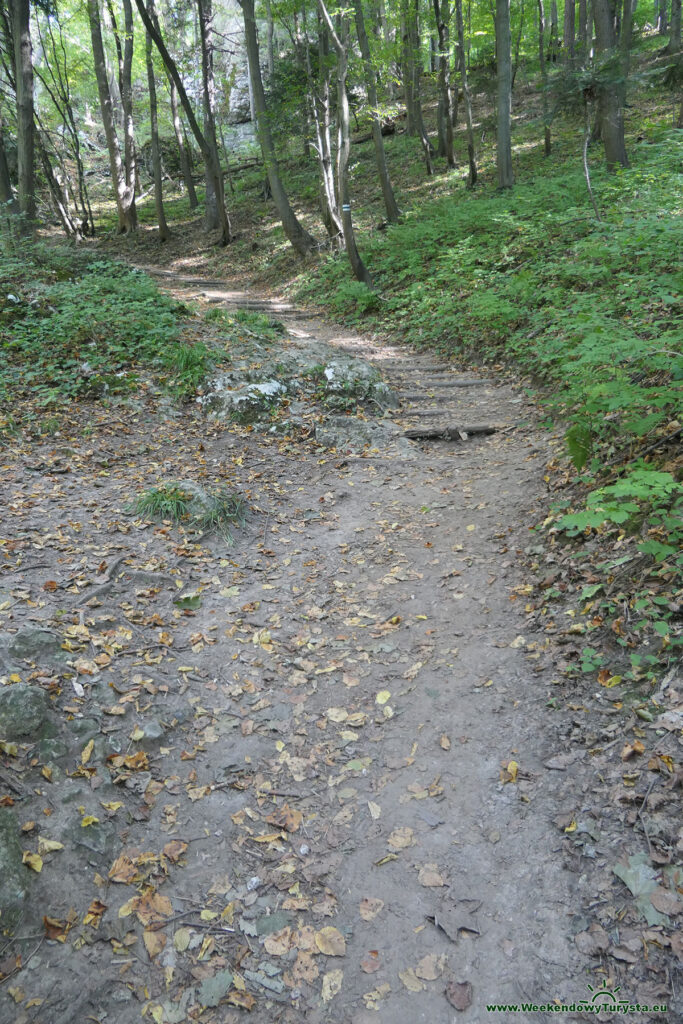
<box><xmin>0</xmin><ymin>268</ymin><xmax>680</xmax><ymax>1022</ymax></box>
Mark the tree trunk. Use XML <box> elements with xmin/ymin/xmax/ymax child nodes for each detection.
<box><xmin>549</xmin><ymin>0</ymin><xmax>560</xmax><ymax>56</ymax></box>
<box><xmin>538</xmin><ymin>0</ymin><xmax>552</xmax><ymax>153</ymax></box>
<box><xmin>0</xmin><ymin>119</ymin><xmax>19</xmax><ymax>219</ymax></box>
<box><xmin>432</xmin><ymin>0</ymin><xmax>456</xmax><ymax>166</ymax></box>
<box><xmin>10</xmin><ymin>0</ymin><xmax>35</xmax><ymax>226</ymax></box>
<box><xmin>353</xmin><ymin>0</ymin><xmax>402</xmax><ymax>218</ymax></box>
<box><xmin>169</xmin><ymin>80</ymin><xmax>199</xmax><ymax>208</ymax></box>
<box><xmin>197</xmin><ymin>0</ymin><xmax>220</xmax><ymax>230</ymax></box>
<box><xmin>455</xmin><ymin>0</ymin><xmax>477</xmax><ymax>184</ymax></box>
<box><xmin>577</xmin><ymin>0</ymin><xmax>588</xmax><ymax>59</ymax></box>
<box><xmin>88</xmin><ymin>0</ymin><xmax>136</xmax><ymax>232</ymax></box>
<box><xmin>496</xmin><ymin>0</ymin><xmax>514</xmax><ymax>187</ymax></box>
<box><xmin>121</xmin><ymin>0</ymin><xmax>136</xmax><ymax>199</ymax></box>
<box><xmin>264</xmin><ymin>0</ymin><xmax>275</xmax><ymax>75</ymax></box>
<box><xmin>319</xmin><ymin>0</ymin><xmax>373</xmax><ymax>286</ymax></box>
<box><xmin>134</xmin><ymin>0</ymin><xmax>232</xmax><ymax>244</ymax></box>
<box><xmin>657</xmin><ymin>0</ymin><xmax>668</xmax><ymax>33</ymax></box>
<box><xmin>563</xmin><ymin>0</ymin><xmax>575</xmax><ymax>61</ymax></box>
<box><xmin>306</xmin><ymin>21</ymin><xmax>343</xmax><ymax>241</ymax></box>
<box><xmin>240</xmin><ymin>0</ymin><xmax>318</xmax><ymax>256</ymax></box>
<box><xmin>407</xmin><ymin>0</ymin><xmax>434</xmax><ymax>171</ymax></box>
<box><xmin>593</xmin><ymin>0</ymin><xmax>629</xmax><ymax>168</ymax></box>
<box><xmin>666</xmin><ymin>0</ymin><xmax>681</xmax><ymax>50</ymax></box>
<box><xmin>401</xmin><ymin>10</ymin><xmax>417</xmax><ymax>133</ymax></box>
<box><xmin>145</xmin><ymin>1</ymin><xmax>170</xmax><ymax>241</ymax></box>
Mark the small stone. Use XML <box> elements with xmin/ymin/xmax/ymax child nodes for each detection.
<box><xmin>0</xmin><ymin>683</ymin><xmax>51</xmax><ymax>740</ymax></box>
<box><xmin>0</xmin><ymin>808</ymin><xmax>29</xmax><ymax>930</ymax></box>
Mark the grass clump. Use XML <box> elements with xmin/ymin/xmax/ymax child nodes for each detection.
<box><xmin>133</xmin><ymin>481</ymin><xmax>247</xmax><ymax>542</ymax></box>
<box><xmin>204</xmin><ymin>306</ymin><xmax>285</xmax><ymax>343</ymax></box>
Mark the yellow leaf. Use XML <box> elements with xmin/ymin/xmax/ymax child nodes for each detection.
<box><xmin>440</xmin><ymin>734</ymin><xmax>451</xmax><ymax>750</ymax></box>
<box><xmin>41</xmin><ymin>765</ymin><xmax>53</xmax><ymax>782</ymax></box>
<box><xmin>101</xmin><ymin>801</ymin><xmax>123</xmax><ymax>813</ymax></box>
<box><xmin>0</xmin><ymin>741</ymin><xmax>18</xmax><ymax>756</ymax></box>
<box><xmin>174</xmin><ymin>928</ymin><xmax>191</xmax><ymax>951</ymax></box>
<box><xmin>564</xmin><ymin>820</ymin><xmax>577</xmax><ymax>833</ymax></box>
<box><xmin>38</xmin><ymin>838</ymin><xmax>64</xmax><ymax>855</ymax></box>
<box><xmin>375</xmin><ymin>690</ymin><xmax>391</xmax><ymax>705</ymax></box>
<box><xmin>22</xmin><ymin>851</ymin><xmax>43</xmax><ymax>872</ymax></box>
<box><xmin>143</xmin><ymin>929</ymin><xmax>167</xmax><ymax>959</ymax></box>
<box><xmin>466</xmin><ymin>524</ymin><xmax>476</xmax><ymax>532</ymax></box>
<box><xmin>200</xmin><ymin>909</ymin><xmax>217</xmax><ymax>921</ymax></box>
<box><xmin>130</xmin><ymin>726</ymin><xmax>145</xmax><ymax>742</ymax></box>
<box><xmin>388</xmin><ymin>827</ymin><xmax>414</xmax><ymax>850</ymax></box>
<box><xmin>398</xmin><ymin>968</ymin><xmax>424</xmax><ymax>992</ymax></box>
<box><xmin>321</xmin><ymin>969</ymin><xmax>343</xmax><ymax>1004</ymax></box>
<box><xmin>315</xmin><ymin>926</ymin><xmax>346</xmax><ymax>956</ymax></box>
<box><xmin>367</xmin><ymin>801</ymin><xmax>381</xmax><ymax>820</ymax></box>
<box><xmin>81</xmin><ymin>815</ymin><xmax>100</xmax><ymax>827</ymax></box>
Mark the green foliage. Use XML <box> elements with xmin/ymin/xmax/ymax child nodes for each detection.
<box><xmin>204</xmin><ymin>306</ymin><xmax>285</xmax><ymax>343</ymax></box>
<box><xmin>0</xmin><ymin>243</ymin><xmax>214</xmax><ymax>413</ymax></box>
<box><xmin>133</xmin><ymin>484</ymin><xmax>195</xmax><ymax>523</ymax></box>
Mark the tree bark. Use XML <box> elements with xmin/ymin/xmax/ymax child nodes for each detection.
<box><xmin>306</xmin><ymin>20</ymin><xmax>343</xmax><ymax>241</ymax></box>
<box><xmin>563</xmin><ymin>0</ymin><xmax>575</xmax><ymax>62</ymax></box>
<box><xmin>0</xmin><ymin>119</ymin><xmax>19</xmax><ymax>218</ymax></box>
<box><xmin>318</xmin><ymin>0</ymin><xmax>373</xmax><ymax>285</ymax></box>
<box><xmin>10</xmin><ymin>0</ymin><xmax>35</xmax><ymax>226</ymax></box>
<box><xmin>455</xmin><ymin>0</ymin><xmax>477</xmax><ymax>184</ymax></box>
<box><xmin>496</xmin><ymin>0</ymin><xmax>514</xmax><ymax>187</ymax></box>
<box><xmin>134</xmin><ymin>0</ymin><xmax>232</xmax><ymax>243</ymax></box>
<box><xmin>577</xmin><ymin>0</ymin><xmax>588</xmax><ymax>59</ymax></box>
<box><xmin>353</xmin><ymin>0</ymin><xmax>402</xmax><ymax>218</ymax></box>
<box><xmin>169</xmin><ymin>80</ymin><xmax>199</xmax><ymax>208</ymax></box>
<box><xmin>593</xmin><ymin>0</ymin><xmax>629</xmax><ymax>169</ymax></box>
<box><xmin>145</xmin><ymin>1</ymin><xmax>170</xmax><ymax>241</ymax></box>
<box><xmin>239</xmin><ymin>0</ymin><xmax>318</xmax><ymax>256</ymax></box>
<box><xmin>432</xmin><ymin>0</ymin><xmax>456</xmax><ymax>166</ymax></box>
<box><xmin>197</xmin><ymin>0</ymin><xmax>220</xmax><ymax>230</ymax></box>
<box><xmin>88</xmin><ymin>0</ymin><xmax>136</xmax><ymax>232</ymax></box>
<box><xmin>538</xmin><ymin>0</ymin><xmax>552</xmax><ymax>153</ymax></box>
<box><xmin>666</xmin><ymin>0</ymin><xmax>681</xmax><ymax>50</ymax></box>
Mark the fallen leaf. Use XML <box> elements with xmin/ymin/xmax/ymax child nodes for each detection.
<box><xmin>388</xmin><ymin>826</ymin><xmax>415</xmax><ymax>850</ymax></box>
<box><xmin>367</xmin><ymin>801</ymin><xmax>381</xmax><ymax>820</ymax></box>
<box><xmin>415</xmin><ymin>953</ymin><xmax>445</xmax><ymax>980</ymax></box>
<box><xmin>418</xmin><ymin>863</ymin><xmax>445</xmax><ymax>887</ymax></box>
<box><xmin>108</xmin><ymin>855</ymin><xmax>137</xmax><ymax>884</ymax></box>
<box><xmin>81</xmin><ymin>739</ymin><xmax>94</xmax><ymax>764</ymax></box>
<box><xmin>440</xmin><ymin>734</ymin><xmax>451</xmax><ymax>751</ymax></box>
<box><xmin>37</xmin><ymin>838</ymin><xmax>64</xmax><ymax>855</ymax></box>
<box><xmin>143</xmin><ymin>929</ymin><xmax>167</xmax><ymax>959</ymax></box>
<box><xmin>162</xmin><ymin>840</ymin><xmax>188</xmax><ymax>863</ymax></box>
<box><xmin>445</xmin><ymin>979</ymin><xmax>473</xmax><ymax>1010</ymax></box>
<box><xmin>375</xmin><ymin>690</ymin><xmax>391</xmax><ymax>705</ymax></box>
<box><xmin>359</xmin><ymin>897</ymin><xmax>384</xmax><ymax>921</ymax></box>
<box><xmin>22</xmin><ymin>851</ymin><xmax>42</xmax><ymax>873</ymax></box>
<box><xmin>399</xmin><ymin>967</ymin><xmax>424</xmax><ymax>992</ymax></box>
<box><xmin>174</xmin><ymin>927</ymin><xmax>191</xmax><ymax>952</ymax></box>
<box><xmin>360</xmin><ymin>951</ymin><xmax>381</xmax><ymax>974</ymax></box>
<box><xmin>321</xmin><ymin>969</ymin><xmax>343</xmax><ymax>1004</ymax></box>
<box><xmin>264</xmin><ymin>926</ymin><xmax>292</xmax><ymax>956</ymax></box>
<box><xmin>315</xmin><ymin>926</ymin><xmax>346</xmax><ymax>956</ymax></box>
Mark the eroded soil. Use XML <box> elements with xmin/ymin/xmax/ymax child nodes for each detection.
<box><xmin>0</xmin><ymin>273</ymin><xmax>680</xmax><ymax>1024</ymax></box>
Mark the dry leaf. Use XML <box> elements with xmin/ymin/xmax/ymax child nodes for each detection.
<box><xmin>398</xmin><ymin>967</ymin><xmax>424</xmax><ymax>992</ymax></box>
<box><xmin>315</xmin><ymin>926</ymin><xmax>346</xmax><ymax>956</ymax></box>
<box><xmin>360</xmin><ymin>951</ymin><xmax>381</xmax><ymax>974</ymax></box>
<box><xmin>174</xmin><ymin>927</ymin><xmax>191</xmax><ymax>952</ymax></box>
<box><xmin>321</xmin><ymin>969</ymin><xmax>343</xmax><ymax>1004</ymax></box>
<box><xmin>108</xmin><ymin>854</ymin><xmax>137</xmax><ymax>884</ymax></box>
<box><xmin>81</xmin><ymin>739</ymin><xmax>94</xmax><ymax>764</ymax></box>
<box><xmin>415</xmin><ymin>953</ymin><xmax>445</xmax><ymax>980</ymax></box>
<box><xmin>143</xmin><ymin>929</ymin><xmax>167</xmax><ymax>959</ymax></box>
<box><xmin>388</xmin><ymin>826</ymin><xmax>414</xmax><ymax>850</ymax></box>
<box><xmin>440</xmin><ymin>734</ymin><xmax>451</xmax><ymax>750</ymax></box>
<box><xmin>264</xmin><ymin>927</ymin><xmax>292</xmax><ymax>956</ymax></box>
<box><xmin>359</xmin><ymin>897</ymin><xmax>384</xmax><ymax>921</ymax></box>
<box><xmin>445</xmin><ymin>979</ymin><xmax>473</xmax><ymax>1010</ymax></box>
<box><xmin>22</xmin><ymin>851</ymin><xmax>42</xmax><ymax>873</ymax></box>
<box><xmin>418</xmin><ymin>863</ymin><xmax>445</xmax><ymax>887</ymax></box>
<box><xmin>367</xmin><ymin>801</ymin><xmax>381</xmax><ymax>820</ymax></box>
<box><xmin>38</xmin><ymin>838</ymin><xmax>64</xmax><ymax>855</ymax></box>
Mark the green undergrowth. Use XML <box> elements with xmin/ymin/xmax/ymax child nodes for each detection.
<box><xmin>294</xmin><ymin>127</ymin><xmax>683</xmax><ymax>684</ymax></box>
<box><xmin>133</xmin><ymin>481</ymin><xmax>247</xmax><ymax>542</ymax></box>
<box><xmin>0</xmin><ymin>240</ymin><xmax>210</xmax><ymax>420</ymax></box>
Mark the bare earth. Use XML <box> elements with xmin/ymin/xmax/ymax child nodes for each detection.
<box><xmin>0</xmin><ymin>272</ymin><xmax>678</xmax><ymax>1024</ymax></box>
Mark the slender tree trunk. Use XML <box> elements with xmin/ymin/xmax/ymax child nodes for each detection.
<box><xmin>10</xmin><ymin>0</ymin><xmax>35</xmax><ymax>226</ymax></box>
<box><xmin>563</xmin><ymin>0</ymin><xmax>575</xmax><ymax>62</ymax></box>
<box><xmin>433</xmin><ymin>0</ymin><xmax>456</xmax><ymax>165</ymax></box>
<box><xmin>538</xmin><ymin>0</ymin><xmax>552</xmax><ymax>153</ymax></box>
<box><xmin>455</xmin><ymin>0</ymin><xmax>477</xmax><ymax>184</ymax></box>
<box><xmin>170</xmin><ymin>80</ymin><xmax>199</xmax><ymax>208</ymax></box>
<box><xmin>496</xmin><ymin>0</ymin><xmax>514</xmax><ymax>186</ymax></box>
<box><xmin>353</xmin><ymin>0</ymin><xmax>402</xmax><ymax>218</ymax></box>
<box><xmin>197</xmin><ymin>0</ymin><xmax>220</xmax><ymax>230</ymax></box>
<box><xmin>657</xmin><ymin>0</ymin><xmax>668</xmax><ymax>34</ymax></box>
<box><xmin>401</xmin><ymin>9</ymin><xmax>417</xmax><ymax>132</ymax></box>
<box><xmin>0</xmin><ymin>120</ymin><xmax>19</xmax><ymax>218</ymax></box>
<box><xmin>121</xmin><ymin>0</ymin><xmax>136</xmax><ymax>199</ymax></box>
<box><xmin>88</xmin><ymin>0</ymin><xmax>136</xmax><ymax>232</ymax></box>
<box><xmin>145</xmin><ymin>2</ymin><xmax>170</xmax><ymax>240</ymax></box>
<box><xmin>512</xmin><ymin>0</ymin><xmax>526</xmax><ymax>86</ymax></box>
<box><xmin>264</xmin><ymin>0</ymin><xmax>275</xmax><ymax>75</ymax></box>
<box><xmin>134</xmin><ymin>0</ymin><xmax>232</xmax><ymax>243</ymax></box>
<box><xmin>306</xmin><ymin>21</ymin><xmax>343</xmax><ymax>240</ymax></box>
<box><xmin>593</xmin><ymin>0</ymin><xmax>629</xmax><ymax>168</ymax></box>
<box><xmin>319</xmin><ymin>0</ymin><xmax>372</xmax><ymax>285</ymax></box>
<box><xmin>549</xmin><ymin>0</ymin><xmax>560</xmax><ymax>56</ymax></box>
<box><xmin>666</xmin><ymin>0</ymin><xmax>681</xmax><ymax>50</ymax></box>
<box><xmin>408</xmin><ymin>0</ymin><xmax>434</xmax><ymax>171</ymax></box>
<box><xmin>240</xmin><ymin>0</ymin><xmax>318</xmax><ymax>256</ymax></box>
<box><xmin>577</xmin><ymin>0</ymin><xmax>588</xmax><ymax>59</ymax></box>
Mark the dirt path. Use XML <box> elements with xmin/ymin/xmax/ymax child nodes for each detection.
<box><xmin>0</xmin><ymin>275</ymin><xmax>677</xmax><ymax>1024</ymax></box>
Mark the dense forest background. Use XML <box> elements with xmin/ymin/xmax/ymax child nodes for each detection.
<box><xmin>0</xmin><ymin>0</ymin><xmax>682</xmax><ymax>683</ymax></box>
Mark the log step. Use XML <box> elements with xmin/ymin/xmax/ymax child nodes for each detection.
<box><xmin>404</xmin><ymin>424</ymin><xmax>499</xmax><ymax>441</ymax></box>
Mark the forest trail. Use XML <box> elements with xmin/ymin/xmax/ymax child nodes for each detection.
<box><xmin>1</xmin><ymin>272</ymin><xmax>662</xmax><ymax>1024</ymax></box>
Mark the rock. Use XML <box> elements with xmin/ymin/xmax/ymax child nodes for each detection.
<box><xmin>203</xmin><ymin>379</ymin><xmax>287</xmax><ymax>422</ymax></box>
<box><xmin>315</xmin><ymin>416</ymin><xmax>414</xmax><ymax>455</ymax></box>
<box><xmin>8</xmin><ymin>627</ymin><xmax>64</xmax><ymax>665</ymax></box>
<box><xmin>38</xmin><ymin>737</ymin><xmax>70</xmax><ymax>761</ymax></box>
<box><xmin>0</xmin><ymin>808</ymin><xmax>29</xmax><ymax>930</ymax></box>
<box><xmin>0</xmin><ymin>683</ymin><xmax>51</xmax><ymax>740</ymax></box>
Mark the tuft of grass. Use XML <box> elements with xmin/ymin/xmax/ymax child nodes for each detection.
<box><xmin>132</xmin><ymin>482</ymin><xmax>247</xmax><ymax>542</ymax></box>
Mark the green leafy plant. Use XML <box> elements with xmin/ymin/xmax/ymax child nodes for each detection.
<box><xmin>132</xmin><ymin>482</ymin><xmax>247</xmax><ymax>542</ymax></box>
